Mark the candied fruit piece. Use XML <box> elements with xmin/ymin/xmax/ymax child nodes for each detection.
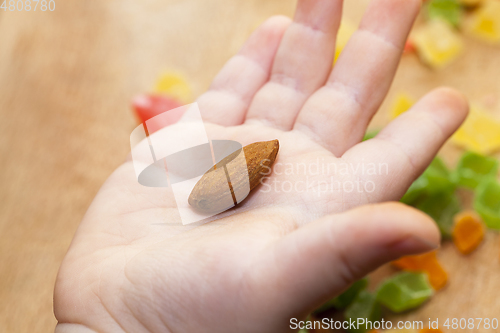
<box><xmin>474</xmin><ymin>178</ymin><xmax>500</xmax><ymax>229</ymax></box>
<box><xmin>154</xmin><ymin>72</ymin><xmax>192</xmax><ymax>103</ymax></box>
<box><xmin>465</xmin><ymin>0</ymin><xmax>500</xmax><ymax>44</ymax></box>
<box><xmin>132</xmin><ymin>94</ymin><xmax>184</xmax><ymax>133</ymax></box>
<box><xmin>363</xmin><ymin>130</ymin><xmax>380</xmax><ymax>142</ymax></box>
<box><xmin>334</xmin><ymin>20</ymin><xmax>356</xmax><ymax>63</ymax></box>
<box><xmin>392</xmin><ymin>254</ymin><xmax>428</xmax><ymax>271</ymax></box>
<box><xmin>392</xmin><ymin>251</ymin><xmax>448</xmax><ymax>290</ymax></box>
<box><xmin>451</xmin><ymin>105</ymin><xmax>500</xmax><ymax>155</ymax></box>
<box><xmin>417</xmin><ymin>191</ymin><xmax>461</xmax><ymax>237</ymax></box>
<box><xmin>424</xmin><ymin>261</ymin><xmax>448</xmax><ymax>290</ymax></box>
<box><xmin>421</xmin><ymin>259</ymin><xmax>448</xmax><ymax>290</ymax></box>
<box><xmin>345</xmin><ymin>291</ymin><xmax>381</xmax><ymax>333</ymax></box>
<box><xmin>402</xmin><ymin>158</ymin><xmax>460</xmax><ymax>238</ymax></box>
<box><xmin>453</xmin><ymin>211</ymin><xmax>485</xmax><ymax>254</ymax></box>
<box><xmin>376</xmin><ymin>272</ymin><xmax>433</xmax><ymax>313</ymax></box>
<box><xmin>426</xmin><ymin>0</ymin><xmax>463</xmax><ymax>27</ymax></box>
<box><xmin>390</xmin><ymin>93</ymin><xmax>415</xmax><ymax>119</ymax></box>
<box><xmin>401</xmin><ymin>158</ymin><xmax>456</xmax><ymax>205</ymax></box>
<box><xmin>404</xmin><ymin>39</ymin><xmax>416</xmax><ymax>54</ymax></box>
<box><xmin>420</xmin><ymin>329</ymin><xmax>443</xmax><ymax>333</ymax></box>
<box><xmin>315</xmin><ymin>278</ymin><xmax>368</xmax><ymax>313</ymax></box>
<box><xmin>412</xmin><ymin>19</ymin><xmax>463</xmax><ymax>69</ymax></box>
<box><xmin>453</xmin><ymin>151</ymin><xmax>499</xmax><ymax>189</ymax></box>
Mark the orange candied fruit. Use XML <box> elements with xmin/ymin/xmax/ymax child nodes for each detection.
<box><xmin>452</xmin><ymin>211</ymin><xmax>485</xmax><ymax>254</ymax></box>
<box><xmin>420</xmin><ymin>328</ymin><xmax>443</xmax><ymax>333</ymax></box>
<box><xmin>392</xmin><ymin>251</ymin><xmax>448</xmax><ymax>290</ymax></box>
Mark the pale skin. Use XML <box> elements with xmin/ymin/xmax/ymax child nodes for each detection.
<box><xmin>53</xmin><ymin>0</ymin><xmax>469</xmax><ymax>332</ymax></box>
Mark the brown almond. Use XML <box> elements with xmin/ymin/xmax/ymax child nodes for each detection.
<box><xmin>188</xmin><ymin>139</ymin><xmax>279</xmax><ymax>214</ymax></box>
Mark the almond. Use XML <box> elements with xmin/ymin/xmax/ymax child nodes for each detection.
<box><xmin>188</xmin><ymin>139</ymin><xmax>279</xmax><ymax>214</ymax></box>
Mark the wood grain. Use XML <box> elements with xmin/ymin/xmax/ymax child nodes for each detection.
<box><xmin>0</xmin><ymin>1</ymin><xmax>498</xmax><ymax>332</ymax></box>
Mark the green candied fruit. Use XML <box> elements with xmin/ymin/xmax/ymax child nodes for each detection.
<box><xmin>345</xmin><ymin>290</ymin><xmax>381</xmax><ymax>333</ymax></box>
<box><xmin>362</xmin><ymin>130</ymin><xmax>379</xmax><ymax>142</ymax></box>
<box><xmin>401</xmin><ymin>158</ymin><xmax>456</xmax><ymax>205</ymax></box>
<box><xmin>314</xmin><ymin>278</ymin><xmax>368</xmax><ymax>313</ymax></box>
<box><xmin>474</xmin><ymin>178</ymin><xmax>500</xmax><ymax>229</ymax></box>
<box><xmin>376</xmin><ymin>272</ymin><xmax>433</xmax><ymax>313</ymax></box>
<box><xmin>426</xmin><ymin>0</ymin><xmax>462</xmax><ymax>27</ymax></box>
<box><xmin>453</xmin><ymin>151</ymin><xmax>499</xmax><ymax>189</ymax></box>
<box><xmin>416</xmin><ymin>191</ymin><xmax>461</xmax><ymax>238</ymax></box>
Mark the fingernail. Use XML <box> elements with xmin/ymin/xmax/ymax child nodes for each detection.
<box><xmin>391</xmin><ymin>235</ymin><xmax>440</xmax><ymax>253</ymax></box>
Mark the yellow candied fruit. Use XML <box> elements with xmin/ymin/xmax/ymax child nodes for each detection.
<box><xmin>465</xmin><ymin>0</ymin><xmax>500</xmax><ymax>44</ymax></box>
<box><xmin>453</xmin><ymin>211</ymin><xmax>485</xmax><ymax>254</ymax></box>
<box><xmin>412</xmin><ymin>19</ymin><xmax>464</xmax><ymax>69</ymax></box>
<box><xmin>334</xmin><ymin>20</ymin><xmax>356</xmax><ymax>63</ymax></box>
<box><xmin>154</xmin><ymin>72</ymin><xmax>192</xmax><ymax>103</ymax></box>
<box><xmin>451</xmin><ymin>105</ymin><xmax>500</xmax><ymax>155</ymax></box>
<box><xmin>390</xmin><ymin>93</ymin><xmax>415</xmax><ymax>119</ymax></box>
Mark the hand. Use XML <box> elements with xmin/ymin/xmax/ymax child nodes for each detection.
<box><xmin>54</xmin><ymin>0</ymin><xmax>468</xmax><ymax>332</ymax></box>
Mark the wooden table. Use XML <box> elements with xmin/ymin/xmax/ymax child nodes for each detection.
<box><xmin>0</xmin><ymin>1</ymin><xmax>499</xmax><ymax>332</ymax></box>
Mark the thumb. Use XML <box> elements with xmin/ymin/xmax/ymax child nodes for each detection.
<box><xmin>252</xmin><ymin>202</ymin><xmax>440</xmax><ymax>317</ymax></box>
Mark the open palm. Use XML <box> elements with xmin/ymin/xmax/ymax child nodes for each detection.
<box><xmin>54</xmin><ymin>1</ymin><xmax>468</xmax><ymax>332</ymax></box>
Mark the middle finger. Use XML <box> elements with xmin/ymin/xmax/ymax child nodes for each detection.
<box><xmin>294</xmin><ymin>0</ymin><xmax>421</xmax><ymax>156</ymax></box>
<box><xmin>244</xmin><ymin>0</ymin><xmax>343</xmax><ymax>130</ymax></box>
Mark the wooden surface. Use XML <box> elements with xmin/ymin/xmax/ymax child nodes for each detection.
<box><xmin>0</xmin><ymin>1</ymin><xmax>499</xmax><ymax>332</ymax></box>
